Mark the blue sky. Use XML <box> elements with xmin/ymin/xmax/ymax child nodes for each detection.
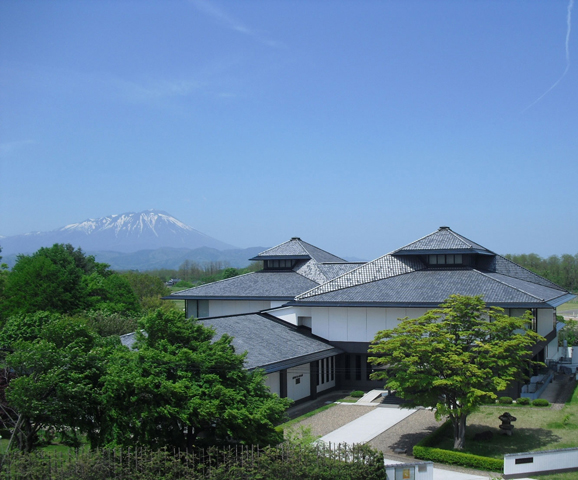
<box><xmin>1</xmin><ymin>0</ymin><xmax>576</xmax><ymax>260</ymax></box>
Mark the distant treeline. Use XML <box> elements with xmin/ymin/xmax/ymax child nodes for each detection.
<box><xmin>144</xmin><ymin>259</ymin><xmax>263</xmax><ymax>287</ymax></box>
<box><xmin>504</xmin><ymin>253</ymin><xmax>578</xmax><ymax>292</ymax></box>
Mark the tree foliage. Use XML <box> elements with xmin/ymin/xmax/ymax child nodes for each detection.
<box><xmin>505</xmin><ymin>252</ymin><xmax>578</xmax><ymax>292</ymax></box>
<box><xmin>101</xmin><ymin>310</ymin><xmax>291</xmax><ymax>450</ymax></box>
<box><xmin>1</xmin><ymin>244</ymin><xmax>139</xmax><ymax>321</ymax></box>
<box><xmin>368</xmin><ymin>295</ymin><xmax>544</xmax><ymax>450</ymax></box>
<box><xmin>3</xmin><ymin>315</ymin><xmax>108</xmax><ymax>452</ymax></box>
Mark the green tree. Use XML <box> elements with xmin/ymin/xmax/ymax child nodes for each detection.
<box><xmin>4</xmin><ymin>316</ymin><xmax>109</xmax><ymax>452</ymax></box>
<box><xmin>368</xmin><ymin>295</ymin><xmax>544</xmax><ymax>450</ymax></box>
<box><xmin>1</xmin><ymin>244</ymin><xmax>138</xmax><ymax>320</ymax></box>
<box><xmin>101</xmin><ymin>309</ymin><xmax>290</xmax><ymax>449</ymax></box>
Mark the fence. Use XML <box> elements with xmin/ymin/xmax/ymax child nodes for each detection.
<box><xmin>0</xmin><ymin>442</ymin><xmax>387</xmax><ymax>480</ymax></box>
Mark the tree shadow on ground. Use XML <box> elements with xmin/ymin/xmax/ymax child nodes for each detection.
<box><xmin>464</xmin><ymin>424</ymin><xmax>562</xmax><ymax>456</ymax></box>
<box><xmin>386</xmin><ymin>425</ymin><xmax>440</xmax><ymax>454</ymax></box>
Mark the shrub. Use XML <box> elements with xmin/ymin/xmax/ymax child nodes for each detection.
<box><xmin>413</xmin><ymin>445</ymin><xmax>504</xmax><ymax>472</ymax></box>
<box><xmin>350</xmin><ymin>391</ymin><xmax>365</xmax><ymax>398</ymax></box>
<box><xmin>532</xmin><ymin>398</ymin><xmax>550</xmax><ymax>407</ymax></box>
<box><xmin>515</xmin><ymin>397</ymin><xmax>530</xmax><ymax>405</ymax></box>
<box><xmin>498</xmin><ymin>396</ymin><xmax>513</xmax><ymax>405</ymax></box>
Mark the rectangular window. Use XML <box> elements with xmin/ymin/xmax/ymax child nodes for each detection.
<box><xmin>437</xmin><ymin>254</ymin><xmax>445</xmax><ymax>264</ymax></box>
<box><xmin>446</xmin><ymin>254</ymin><xmax>455</xmax><ymax>264</ymax></box>
<box><xmin>429</xmin><ymin>255</ymin><xmax>437</xmax><ymax>265</ymax></box>
<box><xmin>455</xmin><ymin>254</ymin><xmax>462</xmax><ymax>264</ymax></box>
<box><xmin>344</xmin><ymin>355</ymin><xmax>351</xmax><ymax>380</ymax></box>
<box><xmin>320</xmin><ymin>359</ymin><xmax>325</xmax><ymax>384</ymax></box>
<box><xmin>366</xmin><ymin>359</ymin><xmax>373</xmax><ymax>380</ymax></box>
<box><xmin>331</xmin><ymin>357</ymin><xmax>335</xmax><ymax>381</ymax></box>
<box><xmin>355</xmin><ymin>355</ymin><xmax>362</xmax><ymax>381</ymax></box>
<box><xmin>325</xmin><ymin>358</ymin><xmax>330</xmax><ymax>383</ymax></box>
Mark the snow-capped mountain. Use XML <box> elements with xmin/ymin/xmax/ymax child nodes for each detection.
<box><xmin>0</xmin><ymin>210</ymin><xmax>236</xmax><ymax>255</ymax></box>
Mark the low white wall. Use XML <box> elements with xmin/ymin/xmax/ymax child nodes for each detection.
<box><xmin>504</xmin><ymin>448</ymin><xmax>578</xmax><ymax>478</ymax></box>
<box><xmin>384</xmin><ymin>461</ymin><xmax>433</xmax><ymax>480</ymax></box>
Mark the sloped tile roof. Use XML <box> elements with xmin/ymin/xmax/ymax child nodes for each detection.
<box><xmin>200</xmin><ymin>313</ymin><xmax>341</xmax><ymax>372</ymax></box>
<box><xmin>167</xmin><ymin>271</ymin><xmax>318</xmax><ymax>300</ymax></box>
<box><xmin>119</xmin><ymin>314</ymin><xmax>341</xmax><ymax>372</ymax></box>
<box><xmin>393</xmin><ymin>227</ymin><xmax>492</xmax><ymax>254</ymax></box>
<box><xmin>297</xmin><ymin>255</ymin><xmax>425</xmax><ymax>300</ymax></box>
<box><xmin>293</xmin><ymin>269</ymin><xmax>569</xmax><ymax>307</ymax></box>
<box><xmin>251</xmin><ymin>237</ymin><xmax>345</xmax><ymax>263</ymax></box>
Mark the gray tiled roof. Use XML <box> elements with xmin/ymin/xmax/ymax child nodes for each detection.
<box><xmin>168</xmin><ymin>271</ymin><xmax>319</xmax><ymax>300</ymax></box>
<box><xmin>293</xmin><ymin>269</ymin><xmax>570</xmax><ymax>307</ymax></box>
<box><xmin>251</xmin><ymin>238</ymin><xmax>345</xmax><ymax>263</ymax></box>
<box><xmin>297</xmin><ymin>255</ymin><xmax>425</xmax><ymax>299</ymax></box>
<box><xmin>200</xmin><ymin>313</ymin><xmax>341</xmax><ymax>372</ymax></box>
<box><xmin>118</xmin><ymin>315</ymin><xmax>341</xmax><ymax>373</ymax></box>
<box><xmin>393</xmin><ymin>227</ymin><xmax>492</xmax><ymax>254</ymax></box>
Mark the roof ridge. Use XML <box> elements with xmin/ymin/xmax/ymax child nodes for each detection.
<box><xmin>257</xmin><ymin>238</ymin><xmax>309</xmax><ymax>257</ymax></box>
<box><xmin>475</xmin><ymin>269</ymin><xmax>545</xmax><ymax>302</ymax></box>
<box><xmin>446</xmin><ymin>229</ymin><xmax>494</xmax><ymax>252</ymax></box>
<box><xmin>170</xmin><ymin>271</ymin><xmax>255</xmax><ymax>295</ymax></box>
<box><xmin>296</xmin><ymin>252</ymin><xmax>419</xmax><ymax>299</ymax></box>
<box><xmin>296</xmin><ymin>239</ymin><xmax>346</xmax><ymax>262</ymax></box>
<box><xmin>393</xmin><ymin>229</ymin><xmax>440</xmax><ymax>253</ymax></box>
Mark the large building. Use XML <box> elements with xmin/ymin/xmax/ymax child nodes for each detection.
<box><xmin>166</xmin><ymin>227</ymin><xmax>575</xmax><ymax>402</ymax></box>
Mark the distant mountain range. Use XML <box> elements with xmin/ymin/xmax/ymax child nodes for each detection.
<box><xmin>0</xmin><ymin>210</ymin><xmax>264</xmax><ymax>271</ymax></box>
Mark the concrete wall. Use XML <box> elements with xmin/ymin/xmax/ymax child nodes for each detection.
<box><xmin>504</xmin><ymin>448</ymin><xmax>578</xmax><ymax>478</ymax></box>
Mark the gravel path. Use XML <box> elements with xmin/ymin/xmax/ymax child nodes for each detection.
<box><xmin>286</xmin><ymin>402</ymin><xmax>444</xmax><ymax>458</ymax></box>
<box><xmin>286</xmin><ymin>404</ymin><xmax>375</xmax><ymax>438</ymax></box>
<box><xmin>369</xmin><ymin>408</ymin><xmax>444</xmax><ymax>457</ymax></box>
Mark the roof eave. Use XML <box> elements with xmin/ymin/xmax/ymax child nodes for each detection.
<box><xmin>287</xmin><ymin>300</ymin><xmax>566</xmax><ymax>309</ymax></box>
<box><xmin>249</xmin><ymin>347</ymin><xmax>343</xmax><ymax>373</ymax></box>
<box><xmin>548</xmin><ymin>293</ymin><xmax>577</xmax><ymax>308</ymax></box>
<box><xmin>249</xmin><ymin>255</ymin><xmax>311</xmax><ymax>261</ymax></box>
<box><xmin>163</xmin><ymin>295</ymin><xmax>293</xmax><ymax>301</ymax></box>
<box><xmin>393</xmin><ymin>249</ymin><xmax>494</xmax><ymax>256</ymax></box>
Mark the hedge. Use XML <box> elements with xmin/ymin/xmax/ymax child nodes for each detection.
<box><xmin>413</xmin><ymin>420</ymin><xmax>504</xmax><ymax>473</ymax></box>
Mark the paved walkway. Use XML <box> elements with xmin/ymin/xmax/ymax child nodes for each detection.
<box><xmin>320</xmin><ymin>405</ymin><xmax>416</xmax><ymax>445</ymax></box>
<box><xmin>315</xmin><ymin>398</ymin><xmax>538</xmax><ymax>480</ymax></box>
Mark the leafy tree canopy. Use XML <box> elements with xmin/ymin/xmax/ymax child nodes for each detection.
<box><xmin>4</xmin><ymin>315</ymin><xmax>110</xmax><ymax>452</ymax></box>
<box><xmin>102</xmin><ymin>309</ymin><xmax>291</xmax><ymax>450</ymax></box>
<box><xmin>1</xmin><ymin>244</ymin><xmax>139</xmax><ymax>321</ymax></box>
<box><xmin>368</xmin><ymin>295</ymin><xmax>543</xmax><ymax>450</ymax></box>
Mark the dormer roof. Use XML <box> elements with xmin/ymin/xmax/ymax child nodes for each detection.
<box><xmin>250</xmin><ymin>237</ymin><xmax>346</xmax><ymax>263</ymax></box>
<box><xmin>392</xmin><ymin>226</ymin><xmax>494</xmax><ymax>256</ymax></box>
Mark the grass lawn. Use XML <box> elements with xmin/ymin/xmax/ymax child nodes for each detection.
<box><xmin>429</xmin><ymin>383</ymin><xmax>578</xmax><ymax>477</ymax></box>
<box><xmin>558</xmin><ymin>298</ymin><xmax>578</xmax><ymax>313</ymax></box>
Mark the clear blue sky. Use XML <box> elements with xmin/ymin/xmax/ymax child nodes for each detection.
<box><xmin>1</xmin><ymin>0</ymin><xmax>576</xmax><ymax>260</ymax></box>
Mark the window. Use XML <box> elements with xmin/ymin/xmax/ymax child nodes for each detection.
<box><xmin>428</xmin><ymin>254</ymin><xmax>463</xmax><ymax>266</ymax></box>
<box><xmin>264</xmin><ymin>259</ymin><xmax>296</xmax><ymax>270</ymax></box>
<box><xmin>355</xmin><ymin>355</ymin><xmax>362</xmax><ymax>381</ymax></box>
<box><xmin>344</xmin><ymin>355</ymin><xmax>351</xmax><ymax>380</ymax></box>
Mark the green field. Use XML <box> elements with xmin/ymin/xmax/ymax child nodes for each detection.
<box><xmin>558</xmin><ymin>298</ymin><xmax>578</xmax><ymax>313</ymax></box>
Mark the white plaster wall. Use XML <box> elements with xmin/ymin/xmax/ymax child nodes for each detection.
<box><xmin>287</xmin><ymin>364</ymin><xmax>311</xmax><ymax>401</ymax></box>
<box><xmin>310</xmin><ymin>307</ymin><xmax>430</xmax><ymax>342</ymax></box>
<box><xmin>538</xmin><ymin>309</ymin><xmax>554</xmax><ymax>337</ymax></box>
<box><xmin>207</xmin><ymin>300</ymin><xmax>270</xmax><ymax>317</ymax></box>
<box><xmin>267</xmin><ymin>306</ymin><xmax>298</xmax><ymax>326</ymax></box>
<box><xmin>504</xmin><ymin>448</ymin><xmax>578</xmax><ymax>477</ymax></box>
<box><xmin>312</xmin><ymin>307</ymin><xmax>330</xmax><ymax>339</ymax></box>
<box><xmin>264</xmin><ymin>372</ymin><xmax>281</xmax><ymax>396</ymax></box>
